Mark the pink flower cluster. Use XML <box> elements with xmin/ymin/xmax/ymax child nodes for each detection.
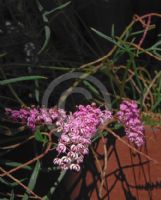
<box><xmin>53</xmin><ymin>104</ymin><xmax>112</xmax><ymax>171</ymax></box>
<box><xmin>5</xmin><ymin>107</ymin><xmax>66</xmax><ymax>130</ymax></box>
<box><xmin>5</xmin><ymin>100</ymin><xmax>145</xmax><ymax>171</ymax></box>
<box><xmin>117</xmin><ymin>100</ymin><xmax>144</xmax><ymax>147</ymax></box>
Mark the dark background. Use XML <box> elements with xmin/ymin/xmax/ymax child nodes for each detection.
<box><xmin>0</xmin><ymin>0</ymin><xmax>161</xmax><ymax>66</ymax></box>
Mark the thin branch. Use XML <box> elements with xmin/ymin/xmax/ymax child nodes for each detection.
<box><xmin>138</xmin><ymin>16</ymin><xmax>151</xmax><ymax>47</ymax></box>
<box><xmin>80</xmin><ymin>12</ymin><xmax>161</xmax><ymax>69</ymax></box>
<box><xmin>0</xmin><ymin>131</ymin><xmax>52</xmax><ymax>177</ymax></box>
<box><xmin>105</xmin><ymin>127</ymin><xmax>161</xmax><ymax>165</ymax></box>
<box><xmin>0</xmin><ymin>167</ymin><xmax>42</xmax><ymax>200</ymax></box>
<box><xmin>99</xmin><ymin>135</ymin><xmax>108</xmax><ymax>198</ymax></box>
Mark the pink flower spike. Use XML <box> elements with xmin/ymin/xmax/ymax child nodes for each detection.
<box><xmin>117</xmin><ymin>100</ymin><xmax>144</xmax><ymax>147</ymax></box>
<box><xmin>54</xmin><ymin>104</ymin><xmax>112</xmax><ymax>171</ymax></box>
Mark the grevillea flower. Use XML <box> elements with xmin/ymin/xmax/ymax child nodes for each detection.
<box><xmin>53</xmin><ymin>104</ymin><xmax>112</xmax><ymax>171</ymax></box>
<box><xmin>5</xmin><ymin>107</ymin><xmax>67</xmax><ymax>131</ymax></box>
<box><xmin>5</xmin><ymin>100</ymin><xmax>144</xmax><ymax>172</ymax></box>
<box><xmin>117</xmin><ymin>100</ymin><xmax>144</xmax><ymax>147</ymax></box>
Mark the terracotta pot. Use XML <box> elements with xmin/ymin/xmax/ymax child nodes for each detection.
<box><xmin>62</xmin><ymin>126</ymin><xmax>161</xmax><ymax>200</ymax></box>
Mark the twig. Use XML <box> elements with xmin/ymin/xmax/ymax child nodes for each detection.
<box><xmin>0</xmin><ymin>192</ymin><xmax>39</xmax><ymax>199</ymax></box>
<box><xmin>142</xmin><ymin>71</ymin><xmax>161</xmax><ymax>110</ymax></box>
<box><xmin>138</xmin><ymin>16</ymin><xmax>151</xmax><ymax>48</ymax></box>
<box><xmin>0</xmin><ymin>135</ymin><xmax>34</xmax><ymax>150</ymax></box>
<box><xmin>90</xmin><ymin>146</ymin><xmax>103</xmax><ymax>175</ymax></box>
<box><xmin>105</xmin><ymin>127</ymin><xmax>161</xmax><ymax>165</ymax></box>
<box><xmin>80</xmin><ymin>12</ymin><xmax>161</xmax><ymax>69</ymax></box>
<box><xmin>80</xmin><ymin>20</ymin><xmax>135</xmax><ymax>68</ymax></box>
<box><xmin>0</xmin><ymin>166</ymin><xmax>42</xmax><ymax>200</ymax></box>
<box><xmin>99</xmin><ymin>135</ymin><xmax>108</xmax><ymax>198</ymax></box>
<box><xmin>136</xmin><ymin>13</ymin><xmax>161</xmax><ymax>20</ymax></box>
<box><xmin>0</xmin><ymin>131</ymin><xmax>52</xmax><ymax>177</ymax></box>
<box><xmin>134</xmin><ymin>15</ymin><xmax>147</xmax><ymax>27</ymax></box>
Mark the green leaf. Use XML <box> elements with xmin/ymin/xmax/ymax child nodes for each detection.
<box><xmin>22</xmin><ymin>161</ymin><xmax>41</xmax><ymax>200</ymax></box>
<box><xmin>83</xmin><ymin>80</ymin><xmax>99</xmax><ymax>95</ymax></box>
<box><xmin>142</xmin><ymin>115</ymin><xmax>161</xmax><ymax>127</ymax></box>
<box><xmin>43</xmin><ymin>197</ymin><xmax>49</xmax><ymax>200</ymax></box>
<box><xmin>0</xmin><ymin>76</ymin><xmax>46</xmax><ymax>85</ymax></box>
<box><xmin>111</xmin><ymin>24</ymin><xmax>115</xmax><ymax>38</ymax></box>
<box><xmin>10</xmin><ymin>190</ymin><xmax>14</xmax><ymax>200</ymax></box>
<box><xmin>45</xmin><ymin>1</ymin><xmax>71</xmax><ymax>16</ymax></box>
<box><xmin>0</xmin><ymin>177</ymin><xmax>27</xmax><ymax>187</ymax></box>
<box><xmin>91</xmin><ymin>28</ymin><xmax>116</xmax><ymax>44</ymax></box>
<box><xmin>35</xmin><ymin>128</ymin><xmax>48</xmax><ymax>143</ymax></box>
<box><xmin>91</xmin><ymin>28</ymin><xmax>126</xmax><ymax>51</ymax></box>
<box><xmin>35</xmin><ymin>79</ymin><xmax>40</xmax><ymax>102</ymax></box>
<box><xmin>37</xmin><ymin>1</ymin><xmax>71</xmax><ymax>54</ymax></box>
<box><xmin>0</xmin><ymin>177</ymin><xmax>11</xmax><ymax>186</ymax></box>
<box><xmin>92</xmin><ymin>131</ymin><xmax>108</xmax><ymax>143</ymax></box>
<box><xmin>38</xmin><ymin>25</ymin><xmax>51</xmax><ymax>55</ymax></box>
<box><xmin>113</xmin><ymin>122</ymin><xmax>122</xmax><ymax>130</ymax></box>
<box><xmin>35</xmin><ymin>129</ymin><xmax>44</xmax><ymax>142</ymax></box>
<box><xmin>43</xmin><ymin>171</ymin><xmax>66</xmax><ymax>199</ymax></box>
<box><xmin>0</xmin><ymin>160</ymin><xmax>32</xmax><ymax>170</ymax></box>
<box><xmin>0</xmin><ymin>52</ymin><xmax>7</xmax><ymax>58</ymax></box>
